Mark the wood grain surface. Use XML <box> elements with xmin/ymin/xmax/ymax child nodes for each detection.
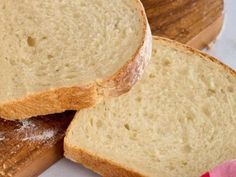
<box><xmin>143</xmin><ymin>0</ymin><xmax>224</xmax><ymax>47</ymax></box>
<box><xmin>0</xmin><ymin>0</ymin><xmax>224</xmax><ymax>177</ymax></box>
<box><xmin>0</xmin><ymin>112</ymin><xmax>75</xmax><ymax>177</ymax></box>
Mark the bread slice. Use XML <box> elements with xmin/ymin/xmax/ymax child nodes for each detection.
<box><xmin>0</xmin><ymin>0</ymin><xmax>151</xmax><ymax>120</ymax></box>
<box><xmin>64</xmin><ymin>37</ymin><xmax>236</xmax><ymax>177</ymax></box>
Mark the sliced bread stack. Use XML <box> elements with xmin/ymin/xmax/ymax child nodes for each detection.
<box><xmin>0</xmin><ymin>0</ymin><xmax>151</xmax><ymax>120</ymax></box>
<box><xmin>0</xmin><ymin>1</ymin><xmax>235</xmax><ymax>177</ymax></box>
<box><xmin>64</xmin><ymin>37</ymin><xmax>236</xmax><ymax>177</ymax></box>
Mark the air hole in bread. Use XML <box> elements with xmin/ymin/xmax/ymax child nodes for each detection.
<box><xmin>114</xmin><ymin>21</ymin><xmax>119</xmax><ymax>29</ymax></box>
<box><xmin>27</xmin><ymin>16</ymin><xmax>33</xmax><ymax>21</ymax></box>
<box><xmin>220</xmin><ymin>88</ymin><xmax>225</xmax><ymax>93</ymax></box>
<box><xmin>90</xmin><ymin>63</ymin><xmax>95</xmax><ymax>67</ymax></box>
<box><xmin>202</xmin><ymin>106</ymin><xmax>211</xmax><ymax>116</ymax></box>
<box><xmin>186</xmin><ymin>114</ymin><xmax>194</xmax><ymax>122</ymax></box>
<box><xmin>167</xmin><ymin>165</ymin><xmax>174</xmax><ymax>171</ymax></box>
<box><xmin>106</xmin><ymin>135</ymin><xmax>112</xmax><ymax>140</ymax></box>
<box><xmin>89</xmin><ymin>119</ymin><xmax>93</xmax><ymax>126</ymax></box>
<box><xmin>8</xmin><ymin>58</ymin><xmax>16</xmax><ymax>65</ymax></box>
<box><xmin>47</xmin><ymin>55</ymin><xmax>53</xmax><ymax>59</ymax></box>
<box><xmin>42</xmin><ymin>36</ymin><xmax>47</xmax><ymax>40</ymax></box>
<box><xmin>65</xmin><ymin>74</ymin><xmax>77</xmax><ymax>79</ymax></box>
<box><xmin>227</xmin><ymin>86</ymin><xmax>234</xmax><ymax>93</ymax></box>
<box><xmin>182</xmin><ymin>145</ymin><xmax>192</xmax><ymax>153</ymax></box>
<box><xmin>129</xmin><ymin>133</ymin><xmax>137</xmax><ymax>140</ymax></box>
<box><xmin>227</xmin><ymin>75</ymin><xmax>234</xmax><ymax>83</ymax></box>
<box><xmin>207</xmin><ymin>89</ymin><xmax>216</xmax><ymax>97</ymax></box>
<box><xmin>96</xmin><ymin>120</ymin><xmax>103</xmax><ymax>128</ymax></box>
<box><xmin>124</xmin><ymin>124</ymin><xmax>130</xmax><ymax>130</ymax></box>
<box><xmin>163</xmin><ymin>59</ymin><xmax>171</xmax><ymax>66</ymax></box>
<box><xmin>149</xmin><ymin>74</ymin><xmax>155</xmax><ymax>78</ymax></box>
<box><xmin>143</xmin><ymin>112</ymin><xmax>148</xmax><ymax>117</ymax></box>
<box><xmin>79</xmin><ymin>2</ymin><xmax>86</xmax><ymax>7</ymax></box>
<box><xmin>35</xmin><ymin>72</ymin><xmax>44</xmax><ymax>77</ymax></box>
<box><xmin>153</xmin><ymin>49</ymin><xmax>157</xmax><ymax>55</ymax></box>
<box><xmin>27</xmin><ymin>36</ymin><xmax>36</xmax><ymax>47</ymax></box>
<box><xmin>135</xmin><ymin>97</ymin><xmax>142</xmax><ymax>102</ymax></box>
<box><xmin>148</xmin><ymin>113</ymin><xmax>154</xmax><ymax>120</ymax></box>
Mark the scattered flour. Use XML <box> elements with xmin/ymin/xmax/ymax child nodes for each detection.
<box><xmin>17</xmin><ymin>120</ymin><xmax>36</xmax><ymax>131</ymax></box>
<box><xmin>16</xmin><ymin>119</ymin><xmax>57</xmax><ymax>142</ymax></box>
<box><xmin>22</xmin><ymin>130</ymin><xmax>57</xmax><ymax>141</ymax></box>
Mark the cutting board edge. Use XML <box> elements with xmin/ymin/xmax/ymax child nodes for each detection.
<box><xmin>15</xmin><ymin>140</ymin><xmax>64</xmax><ymax>177</ymax></box>
<box><xmin>187</xmin><ymin>14</ymin><xmax>224</xmax><ymax>49</ymax></box>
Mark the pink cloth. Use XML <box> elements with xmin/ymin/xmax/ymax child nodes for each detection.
<box><xmin>201</xmin><ymin>160</ymin><xmax>236</xmax><ymax>177</ymax></box>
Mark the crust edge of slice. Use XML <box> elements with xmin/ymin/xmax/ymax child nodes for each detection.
<box><xmin>64</xmin><ymin>144</ymin><xmax>147</xmax><ymax>177</ymax></box>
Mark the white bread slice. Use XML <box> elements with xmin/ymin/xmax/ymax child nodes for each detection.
<box><xmin>64</xmin><ymin>37</ymin><xmax>236</xmax><ymax>177</ymax></box>
<box><xmin>0</xmin><ymin>0</ymin><xmax>151</xmax><ymax>120</ymax></box>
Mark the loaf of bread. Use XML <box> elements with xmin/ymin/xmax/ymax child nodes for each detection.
<box><xmin>0</xmin><ymin>0</ymin><xmax>151</xmax><ymax>120</ymax></box>
<box><xmin>64</xmin><ymin>37</ymin><xmax>236</xmax><ymax>177</ymax></box>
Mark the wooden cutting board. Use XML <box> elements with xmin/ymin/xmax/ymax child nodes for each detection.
<box><xmin>143</xmin><ymin>0</ymin><xmax>224</xmax><ymax>49</ymax></box>
<box><xmin>0</xmin><ymin>0</ymin><xmax>224</xmax><ymax>177</ymax></box>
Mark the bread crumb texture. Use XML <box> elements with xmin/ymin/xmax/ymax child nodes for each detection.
<box><xmin>66</xmin><ymin>38</ymin><xmax>236</xmax><ymax>177</ymax></box>
<box><xmin>0</xmin><ymin>0</ymin><xmax>145</xmax><ymax>103</ymax></box>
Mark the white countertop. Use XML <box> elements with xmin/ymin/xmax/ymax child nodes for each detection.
<box><xmin>40</xmin><ymin>0</ymin><xmax>236</xmax><ymax>176</ymax></box>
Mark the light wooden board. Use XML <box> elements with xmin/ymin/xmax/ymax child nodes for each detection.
<box><xmin>0</xmin><ymin>0</ymin><xmax>224</xmax><ymax>177</ymax></box>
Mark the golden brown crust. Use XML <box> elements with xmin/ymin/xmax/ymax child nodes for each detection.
<box><xmin>0</xmin><ymin>84</ymin><xmax>98</xmax><ymax>120</ymax></box>
<box><xmin>99</xmin><ymin>23</ymin><xmax>152</xmax><ymax>97</ymax></box>
<box><xmin>64</xmin><ymin>144</ymin><xmax>146</xmax><ymax>177</ymax></box>
<box><xmin>0</xmin><ymin>0</ymin><xmax>152</xmax><ymax>120</ymax></box>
